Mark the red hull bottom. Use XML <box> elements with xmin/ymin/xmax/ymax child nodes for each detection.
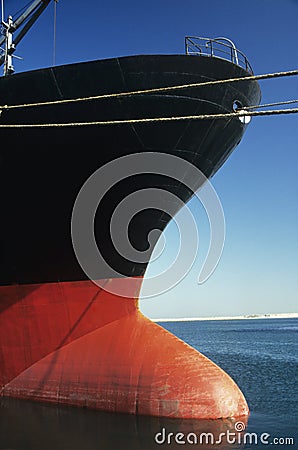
<box><xmin>0</xmin><ymin>278</ymin><xmax>249</xmax><ymax>419</ymax></box>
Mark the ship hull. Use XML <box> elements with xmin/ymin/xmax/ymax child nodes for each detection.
<box><xmin>0</xmin><ymin>54</ymin><xmax>260</xmax><ymax>284</ymax></box>
<box><xmin>0</xmin><ymin>54</ymin><xmax>260</xmax><ymax>418</ymax></box>
<box><xmin>0</xmin><ymin>278</ymin><xmax>249</xmax><ymax>419</ymax></box>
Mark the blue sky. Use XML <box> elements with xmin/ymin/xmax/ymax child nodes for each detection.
<box><xmin>3</xmin><ymin>0</ymin><xmax>297</xmax><ymax>318</ymax></box>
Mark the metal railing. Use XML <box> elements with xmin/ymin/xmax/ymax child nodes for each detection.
<box><xmin>185</xmin><ymin>36</ymin><xmax>254</xmax><ymax>74</ymax></box>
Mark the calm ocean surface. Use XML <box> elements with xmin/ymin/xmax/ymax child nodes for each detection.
<box><xmin>1</xmin><ymin>318</ymin><xmax>297</xmax><ymax>449</ymax></box>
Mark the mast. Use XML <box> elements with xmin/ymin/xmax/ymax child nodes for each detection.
<box><xmin>0</xmin><ymin>0</ymin><xmax>52</xmax><ymax>75</ymax></box>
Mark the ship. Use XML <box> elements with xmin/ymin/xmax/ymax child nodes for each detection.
<box><xmin>0</xmin><ymin>0</ymin><xmax>261</xmax><ymax>419</ymax></box>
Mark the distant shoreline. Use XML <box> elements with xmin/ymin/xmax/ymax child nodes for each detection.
<box><xmin>152</xmin><ymin>312</ymin><xmax>298</xmax><ymax>322</ymax></box>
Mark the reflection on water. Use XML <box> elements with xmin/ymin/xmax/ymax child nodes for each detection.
<box><xmin>0</xmin><ymin>397</ymin><xmax>247</xmax><ymax>450</ymax></box>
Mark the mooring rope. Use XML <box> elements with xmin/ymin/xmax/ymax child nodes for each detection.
<box><xmin>0</xmin><ymin>69</ymin><xmax>297</xmax><ymax>112</ymax></box>
<box><xmin>243</xmin><ymin>99</ymin><xmax>298</xmax><ymax>110</ymax></box>
<box><xmin>0</xmin><ymin>107</ymin><xmax>297</xmax><ymax>128</ymax></box>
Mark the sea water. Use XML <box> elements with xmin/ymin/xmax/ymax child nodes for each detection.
<box><xmin>0</xmin><ymin>318</ymin><xmax>297</xmax><ymax>449</ymax></box>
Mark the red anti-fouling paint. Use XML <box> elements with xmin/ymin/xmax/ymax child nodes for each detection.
<box><xmin>0</xmin><ymin>278</ymin><xmax>248</xmax><ymax>419</ymax></box>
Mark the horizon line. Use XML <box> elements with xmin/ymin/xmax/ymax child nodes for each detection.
<box><xmin>150</xmin><ymin>312</ymin><xmax>298</xmax><ymax>322</ymax></box>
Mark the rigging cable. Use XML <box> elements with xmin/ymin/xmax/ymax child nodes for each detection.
<box><xmin>11</xmin><ymin>1</ymin><xmax>33</xmax><ymax>19</ymax></box>
<box><xmin>1</xmin><ymin>0</ymin><xmax>4</xmax><ymax>23</ymax></box>
<box><xmin>52</xmin><ymin>0</ymin><xmax>58</xmax><ymax>66</ymax></box>
<box><xmin>0</xmin><ymin>68</ymin><xmax>297</xmax><ymax>111</ymax></box>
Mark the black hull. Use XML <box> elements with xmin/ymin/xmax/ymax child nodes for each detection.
<box><xmin>0</xmin><ymin>54</ymin><xmax>261</xmax><ymax>285</ymax></box>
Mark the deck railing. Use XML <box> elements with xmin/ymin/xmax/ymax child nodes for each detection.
<box><xmin>185</xmin><ymin>36</ymin><xmax>254</xmax><ymax>74</ymax></box>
